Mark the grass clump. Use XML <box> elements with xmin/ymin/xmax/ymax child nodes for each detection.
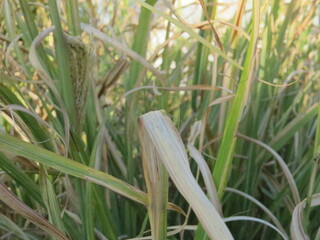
<box><xmin>0</xmin><ymin>0</ymin><xmax>320</xmax><ymax>239</ymax></box>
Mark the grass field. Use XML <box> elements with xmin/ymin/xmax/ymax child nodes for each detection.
<box><xmin>0</xmin><ymin>0</ymin><xmax>320</xmax><ymax>239</ymax></box>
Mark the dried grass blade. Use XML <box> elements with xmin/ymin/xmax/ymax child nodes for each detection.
<box><xmin>291</xmin><ymin>194</ymin><xmax>320</xmax><ymax>240</ymax></box>
<box><xmin>0</xmin><ymin>184</ymin><xmax>69</xmax><ymax>240</ymax></box>
<box><xmin>199</xmin><ymin>0</ymin><xmax>224</xmax><ymax>51</ymax></box>
<box><xmin>138</xmin><ymin>110</ymin><xmax>233</xmax><ymax>240</ymax></box>
<box><xmin>80</xmin><ymin>23</ymin><xmax>163</xmax><ymax>78</ymax></box>
<box><xmin>134</xmin><ymin>0</ymin><xmax>242</xmax><ymax>69</ymax></box>
<box><xmin>187</xmin><ymin>144</ymin><xmax>222</xmax><ymax>215</ymax></box>
<box><xmin>209</xmin><ymin>94</ymin><xmax>235</xmax><ymax>106</ymax></box>
<box><xmin>139</xmin><ymin>122</ymin><xmax>169</xmax><ymax>239</ymax></box>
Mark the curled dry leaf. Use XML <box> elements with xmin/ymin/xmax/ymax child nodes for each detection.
<box><xmin>187</xmin><ymin>144</ymin><xmax>222</xmax><ymax>215</ymax></box>
<box><xmin>139</xmin><ymin>120</ymin><xmax>168</xmax><ymax>239</ymax></box>
<box><xmin>291</xmin><ymin>193</ymin><xmax>320</xmax><ymax>240</ymax></box>
<box><xmin>81</xmin><ymin>23</ymin><xmax>163</xmax><ymax>78</ymax></box>
<box><xmin>138</xmin><ymin>110</ymin><xmax>233</xmax><ymax>240</ymax></box>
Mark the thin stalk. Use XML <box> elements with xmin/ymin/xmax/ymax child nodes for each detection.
<box><xmin>66</xmin><ymin>0</ymin><xmax>81</xmax><ymax>36</ymax></box>
<box><xmin>304</xmin><ymin>100</ymin><xmax>320</xmax><ymax>231</ymax></box>
<box><xmin>124</xmin><ymin>1</ymin><xmax>157</xmax><ymax>236</ymax></box>
<box><xmin>48</xmin><ymin>0</ymin><xmax>76</xmax><ymax>127</ymax></box>
<box><xmin>213</xmin><ymin>0</ymin><xmax>260</xmax><ymax>198</ymax></box>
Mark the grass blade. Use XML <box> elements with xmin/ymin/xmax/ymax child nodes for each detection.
<box><xmin>0</xmin><ymin>152</ymin><xmax>43</xmax><ymax>205</ymax></box>
<box><xmin>213</xmin><ymin>0</ymin><xmax>260</xmax><ymax>197</ymax></box>
<box><xmin>138</xmin><ymin>110</ymin><xmax>233</xmax><ymax>240</ymax></box>
<box><xmin>48</xmin><ymin>0</ymin><xmax>76</xmax><ymax>126</ymax></box>
<box><xmin>0</xmin><ymin>213</ymin><xmax>30</xmax><ymax>240</ymax></box>
<box><xmin>291</xmin><ymin>194</ymin><xmax>320</xmax><ymax>240</ymax></box>
<box><xmin>0</xmin><ymin>131</ymin><xmax>147</xmax><ymax>205</ymax></box>
<box><xmin>0</xmin><ymin>184</ymin><xmax>69</xmax><ymax>240</ymax></box>
<box><xmin>238</xmin><ymin>133</ymin><xmax>301</xmax><ymax>204</ymax></box>
<box><xmin>134</xmin><ymin>0</ymin><xmax>242</xmax><ymax>70</ymax></box>
<box><xmin>139</xmin><ymin>117</ymin><xmax>168</xmax><ymax>239</ymax></box>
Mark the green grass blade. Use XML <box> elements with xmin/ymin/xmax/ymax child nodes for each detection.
<box><xmin>126</xmin><ymin>0</ymin><xmax>157</xmax><ymax>90</ymax></box>
<box><xmin>0</xmin><ymin>82</ymin><xmax>55</xmax><ymax>151</ymax></box>
<box><xmin>0</xmin><ymin>213</ymin><xmax>30</xmax><ymax>240</ymax></box>
<box><xmin>213</xmin><ymin>0</ymin><xmax>260</xmax><ymax>197</ymax></box>
<box><xmin>39</xmin><ymin>166</ymin><xmax>67</xmax><ymax>235</ymax></box>
<box><xmin>259</xmin><ymin>103</ymin><xmax>318</xmax><ymax>163</ymax></box>
<box><xmin>48</xmin><ymin>0</ymin><xmax>76</xmax><ymax>127</ymax></box>
<box><xmin>84</xmin><ymin>126</ymin><xmax>104</xmax><ymax>240</ymax></box>
<box><xmin>0</xmin><ymin>152</ymin><xmax>43</xmax><ymax>205</ymax></box>
<box><xmin>304</xmin><ymin>102</ymin><xmax>320</xmax><ymax>229</ymax></box>
<box><xmin>18</xmin><ymin>0</ymin><xmax>55</xmax><ymax>77</ymax></box>
<box><xmin>124</xmin><ymin>1</ymin><xmax>157</xmax><ymax>236</ymax></box>
<box><xmin>66</xmin><ymin>0</ymin><xmax>81</xmax><ymax>36</ymax></box>
<box><xmin>3</xmin><ymin>0</ymin><xmax>31</xmax><ymax>78</ymax></box>
<box><xmin>0</xmin><ymin>131</ymin><xmax>147</xmax><ymax>205</ymax></box>
<box><xmin>93</xmin><ymin>187</ymin><xmax>118</xmax><ymax>240</ymax></box>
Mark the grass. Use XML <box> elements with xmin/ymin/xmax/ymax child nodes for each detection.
<box><xmin>0</xmin><ymin>0</ymin><xmax>320</xmax><ymax>239</ymax></box>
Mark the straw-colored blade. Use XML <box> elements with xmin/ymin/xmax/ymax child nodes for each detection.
<box><xmin>291</xmin><ymin>194</ymin><xmax>320</xmax><ymax>240</ymax></box>
<box><xmin>0</xmin><ymin>184</ymin><xmax>69</xmax><ymax>240</ymax></box>
<box><xmin>139</xmin><ymin>120</ymin><xmax>169</xmax><ymax>239</ymax></box>
<box><xmin>138</xmin><ymin>110</ymin><xmax>233</xmax><ymax>240</ymax></box>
